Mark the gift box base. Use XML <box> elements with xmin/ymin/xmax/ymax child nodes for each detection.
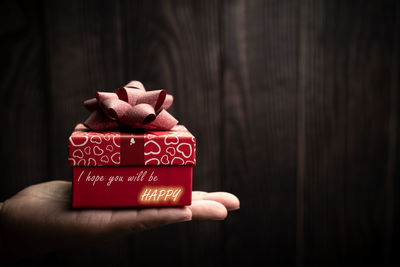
<box><xmin>72</xmin><ymin>166</ymin><xmax>192</xmax><ymax>207</ymax></box>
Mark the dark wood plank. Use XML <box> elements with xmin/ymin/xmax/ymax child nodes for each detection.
<box><xmin>121</xmin><ymin>0</ymin><xmax>224</xmax><ymax>266</ymax></box>
<box><xmin>44</xmin><ymin>0</ymin><xmax>224</xmax><ymax>266</ymax></box>
<box><xmin>222</xmin><ymin>0</ymin><xmax>299</xmax><ymax>265</ymax></box>
<box><xmin>44</xmin><ymin>0</ymin><xmax>126</xmax><ymax>179</ymax></box>
<box><xmin>43</xmin><ymin>0</ymin><xmax>133</xmax><ymax>265</ymax></box>
<box><xmin>390</xmin><ymin>4</ymin><xmax>400</xmax><ymax>265</ymax></box>
<box><xmin>0</xmin><ymin>0</ymin><xmax>49</xmax><ymax>200</ymax></box>
<box><xmin>299</xmin><ymin>0</ymin><xmax>398</xmax><ymax>265</ymax></box>
<box><xmin>1</xmin><ymin>0</ymin><xmax>398</xmax><ymax>266</ymax></box>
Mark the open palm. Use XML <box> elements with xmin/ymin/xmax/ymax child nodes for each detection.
<box><xmin>0</xmin><ymin>181</ymin><xmax>239</xmax><ymax>261</ymax></box>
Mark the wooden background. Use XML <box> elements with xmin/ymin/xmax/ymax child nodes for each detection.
<box><xmin>1</xmin><ymin>0</ymin><xmax>399</xmax><ymax>266</ymax></box>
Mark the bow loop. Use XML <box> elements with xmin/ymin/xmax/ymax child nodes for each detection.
<box><xmin>101</xmin><ymin>99</ymin><xmax>131</xmax><ymax>120</ymax></box>
<box><xmin>136</xmin><ymin>89</ymin><xmax>166</xmax><ymax>112</ymax></box>
<box><xmin>115</xmin><ymin>87</ymin><xmax>143</xmax><ymax>105</ymax></box>
<box><xmin>83</xmin><ymin>81</ymin><xmax>178</xmax><ymax>131</ymax></box>
<box><xmin>83</xmin><ymin>98</ymin><xmax>98</xmax><ymax>111</ymax></box>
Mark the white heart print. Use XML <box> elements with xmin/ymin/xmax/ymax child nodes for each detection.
<box><xmin>113</xmin><ymin>136</ymin><xmax>120</xmax><ymax>147</ymax></box>
<box><xmin>147</xmin><ymin>134</ymin><xmax>156</xmax><ymax>139</ymax></box>
<box><xmin>100</xmin><ymin>155</ymin><xmax>109</xmax><ymax>163</ymax></box>
<box><xmin>93</xmin><ymin>146</ymin><xmax>104</xmax><ymax>156</ymax></box>
<box><xmin>161</xmin><ymin>154</ymin><xmax>170</xmax><ymax>165</ymax></box>
<box><xmin>177</xmin><ymin>143</ymin><xmax>192</xmax><ymax>158</ymax></box>
<box><xmin>84</xmin><ymin>146</ymin><xmax>91</xmax><ymax>155</ymax></box>
<box><xmin>171</xmin><ymin>157</ymin><xmax>184</xmax><ymax>165</ymax></box>
<box><xmin>111</xmin><ymin>152</ymin><xmax>121</xmax><ymax>164</ymax></box>
<box><xmin>72</xmin><ymin>149</ymin><xmax>84</xmax><ymax>159</ymax></box>
<box><xmin>164</xmin><ymin>135</ymin><xmax>179</xmax><ymax>145</ymax></box>
<box><xmin>69</xmin><ymin>136</ymin><xmax>88</xmax><ymax>147</ymax></box>
<box><xmin>144</xmin><ymin>140</ymin><xmax>161</xmax><ymax>155</ymax></box>
<box><xmin>166</xmin><ymin>147</ymin><xmax>176</xmax><ymax>156</ymax></box>
<box><xmin>145</xmin><ymin>158</ymin><xmax>160</xmax><ymax>165</ymax></box>
<box><xmin>88</xmin><ymin>158</ymin><xmax>96</xmax><ymax>166</ymax></box>
<box><xmin>90</xmin><ymin>136</ymin><xmax>102</xmax><ymax>144</ymax></box>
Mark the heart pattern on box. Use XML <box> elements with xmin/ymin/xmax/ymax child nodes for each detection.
<box><xmin>161</xmin><ymin>154</ymin><xmax>169</xmax><ymax>164</ymax></box>
<box><xmin>84</xmin><ymin>146</ymin><xmax>91</xmax><ymax>155</ymax></box>
<box><xmin>143</xmin><ymin>130</ymin><xmax>195</xmax><ymax>165</ymax></box>
<box><xmin>144</xmin><ymin>140</ymin><xmax>161</xmax><ymax>155</ymax></box>
<box><xmin>93</xmin><ymin>146</ymin><xmax>104</xmax><ymax>156</ymax></box>
<box><xmin>111</xmin><ymin>152</ymin><xmax>120</xmax><ymax>164</ymax></box>
<box><xmin>69</xmin><ymin>124</ymin><xmax>195</xmax><ymax>166</ymax></box>
<box><xmin>70</xmin><ymin>129</ymin><xmax>120</xmax><ymax>166</ymax></box>
<box><xmin>166</xmin><ymin>147</ymin><xmax>176</xmax><ymax>156</ymax></box>
<box><xmin>177</xmin><ymin>143</ymin><xmax>192</xmax><ymax>158</ymax></box>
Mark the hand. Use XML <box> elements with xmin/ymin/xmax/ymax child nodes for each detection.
<box><xmin>0</xmin><ymin>180</ymin><xmax>239</xmax><ymax>262</ymax></box>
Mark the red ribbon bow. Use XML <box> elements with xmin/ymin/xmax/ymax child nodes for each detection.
<box><xmin>83</xmin><ymin>81</ymin><xmax>178</xmax><ymax>131</ymax></box>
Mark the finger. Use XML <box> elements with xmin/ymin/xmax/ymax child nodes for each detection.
<box><xmin>192</xmin><ymin>191</ymin><xmax>208</xmax><ymax>200</ymax></box>
<box><xmin>189</xmin><ymin>200</ymin><xmax>227</xmax><ymax>220</ymax></box>
<box><xmin>192</xmin><ymin>191</ymin><xmax>240</xmax><ymax>211</ymax></box>
<box><xmin>108</xmin><ymin>206</ymin><xmax>192</xmax><ymax>233</ymax></box>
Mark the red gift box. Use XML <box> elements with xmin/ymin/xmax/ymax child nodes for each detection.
<box><xmin>68</xmin><ymin>124</ymin><xmax>196</xmax><ymax>207</ymax></box>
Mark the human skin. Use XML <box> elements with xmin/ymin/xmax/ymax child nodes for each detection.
<box><xmin>0</xmin><ymin>180</ymin><xmax>240</xmax><ymax>262</ymax></box>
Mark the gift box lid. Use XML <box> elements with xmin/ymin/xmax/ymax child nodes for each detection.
<box><xmin>68</xmin><ymin>124</ymin><xmax>196</xmax><ymax>166</ymax></box>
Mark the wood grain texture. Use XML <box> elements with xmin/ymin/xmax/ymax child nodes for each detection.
<box><xmin>43</xmin><ymin>0</ymin><xmax>224</xmax><ymax>266</ymax></box>
<box><xmin>222</xmin><ymin>0</ymin><xmax>298</xmax><ymax>265</ymax></box>
<box><xmin>43</xmin><ymin>1</ymin><xmax>133</xmax><ymax>265</ymax></box>
<box><xmin>299</xmin><ymin>0</ymin><xmax>399</xmax><ymax>266</ymax></box>
<box><xmin>0</xmin><ymin>0</ymin><xmax>49</xmax><ymax>200</ymax></box>
<box><xmin>390</xmin><ymin>3</ymin><xmax>400</xmax><ymax>266</ymax></box>
<box><xmin>1</xmin><ymin>0</ymin><xmax>399</xmax><ymax>266</ymax></box>
<box><xmin>44</xmin><ymin>0</ymin><xmax>126</xmax><ymax>180</ymax></box>
<box><xmin>120</xmin><ymin>1</ymin><xmax>224</xmax><ymax>265</ymax></box>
